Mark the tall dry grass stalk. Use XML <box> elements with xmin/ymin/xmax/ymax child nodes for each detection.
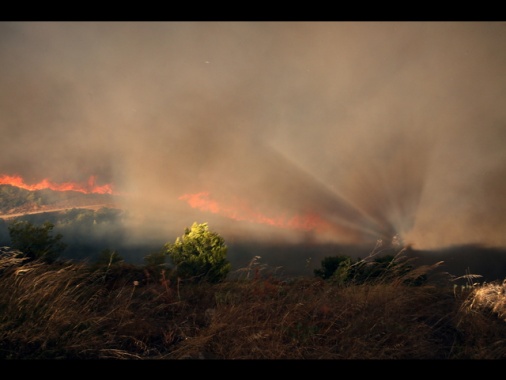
<box><xmin>1</xmin><ymin>246</ymin><xmax>506</xmax><ymax>359</ymax></box>
<box><xmin>0</xmin><ymin>247</ymin><xmax>187</xmax><ymax>358</ymax></box>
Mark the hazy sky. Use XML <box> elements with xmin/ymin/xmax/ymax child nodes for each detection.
<box><xmin>1</xmin><ymin>21</ymin><xmax>506</xmax><ymax>249</ymax></box>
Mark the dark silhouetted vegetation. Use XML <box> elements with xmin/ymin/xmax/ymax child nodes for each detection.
<box><xmin>8</xmin><ymin>220</ymin><xmax>66</xmax><ymax>264</ymax></box>
<box><xmin>0</xmin><ymin>207</ymin><xmax>128</xmax><ymax>263</ymax></box>
<box><xmin>1</xmin><ymin>195</ymin><xmax>506</xmax><ymax>359</ymax></box>
<box><xmin>314</xmin><ymin>248</ymin><xmax>427</xmax><ymax>286</ymax></box>
<box><xmin>1</xmin><ymin>239</ymin><xmax>506</xmax><ymax>359</ymax></box>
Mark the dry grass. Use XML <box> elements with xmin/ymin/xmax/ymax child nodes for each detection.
<box><xmin>1</xmin><ymin>247</ymin><xmax>506</xmax><ymax>359</ymax></box>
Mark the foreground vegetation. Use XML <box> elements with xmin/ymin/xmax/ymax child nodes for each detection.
<box><xmin>1</xmin><ymin>244</ymin><xmax>506</xmax><ymax>359</ymax></box>
<box><xmin>1</xmin><ymin>192</ymin><xmax>505</xmax><ymax>359</ymax></box>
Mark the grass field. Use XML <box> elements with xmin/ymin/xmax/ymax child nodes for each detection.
<box><xmin>1</xmin><ymin>246</ymin><xmax>505</xmax><ymax>360</ymax></box>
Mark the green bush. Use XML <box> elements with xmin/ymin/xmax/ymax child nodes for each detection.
<box><xmin>8</xmin><ymin>220</ymin><xmax>66</xmax><ymax>264</ymax></box>
<box><xmin>164</xmin><ymin>222</ymin><xmax>231</xmax><ymax>283</ymax></box>
<box><xmin>315</xmin><ymin>252</ymin><xmax>427</xmax><ymax>286</ymax></box>
<box><xmin>314</xmin><ymin>255</ymin><xmax>352</xmax><ymax>280</ymax></box>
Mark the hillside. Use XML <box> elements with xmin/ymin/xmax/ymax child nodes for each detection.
<box><xmin>0</xmin><ymin>184</ymin><xmax>116</xmax><ymax>218</ymax></box>
<box><xmin>2</xmin><ymin>184</ymin><xmax>506</xmax><ymax>284</ymax></box>
<box><xmin>1</xmin><ymin>187</ymin><xmax>505</xmax><ymax>360</ymax></box>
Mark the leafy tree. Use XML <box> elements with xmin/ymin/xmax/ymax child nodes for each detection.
<box><xmin>353</xmin><ymin>254</ymin><xmax>398</xmax><ymax>283</ymax></box>
<box><xmin>8</xmin><ymin>220</ymin><xmax>66</xmax><ymax>264</ymax></box>
<box><xmin>330</xmin><ymin>256</ymin><xmax>355</xmax><ymax>285</ymax></box>
<box><xmin>164</xmin><ymin>222</ymin><xmax>231</xmax><ymax>283</ymax></box>
<box><xmin>315</xmin><ymin>253</ymin><xmax>427</xmax><ymax>286</ymax></box>
<box><xmin>314</xmin><ymin>255</ymin><xmax>352</xmax><ymax>280</ymax></box>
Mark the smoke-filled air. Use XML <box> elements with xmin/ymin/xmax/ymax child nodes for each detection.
<box><xmin>1</xmin><ymin>21</ymin><xmax>506</xmax><ymax>254</ymax></box>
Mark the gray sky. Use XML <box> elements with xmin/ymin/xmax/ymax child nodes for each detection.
<box><xmin>1</xmin><ymin>21</ymin><xmax>506</xmax><ymax>249</ymax></box>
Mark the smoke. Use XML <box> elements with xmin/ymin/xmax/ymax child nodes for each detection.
<box><xmin>1</xmin><ymin>21</ymin><xmax>506</xmax><ymax>250</ymax></box>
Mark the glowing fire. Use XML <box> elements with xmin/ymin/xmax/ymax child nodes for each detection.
<box><xmin>179</xmin><ymin>191</ymin><xmax>335</xmax><ymax>232</ymax></box>
<box><xmin>0</xmin><ymin>174</ymin><xmax>114</xmax><ymax>194</ymax></box>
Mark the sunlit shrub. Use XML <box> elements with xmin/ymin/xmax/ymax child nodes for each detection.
<box><xmin>164</xmin><ymin>222</ymin><xmax>231</xmax><ymax>283</ymax></box>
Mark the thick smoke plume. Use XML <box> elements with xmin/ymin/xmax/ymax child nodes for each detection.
<box><xmin>1</xmin><ymin>22</ymin><xmax>506</xmax><ymax>251</ymax></box>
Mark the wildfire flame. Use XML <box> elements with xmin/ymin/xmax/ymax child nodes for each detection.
<box><xmin>179</xmin><ymin>191</ymin><xmax>335</xmax><ymax>232</ymax></box>
<box><xmin>0</xmin><ymin>174</ymin><xmax>114</xmax><ymax>194</ymax></box>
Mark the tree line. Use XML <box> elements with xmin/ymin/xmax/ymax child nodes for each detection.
<box><xmin>3</xmin><ymin>218</ymin><xmax>427</xmax><ymax>286</ymax></box>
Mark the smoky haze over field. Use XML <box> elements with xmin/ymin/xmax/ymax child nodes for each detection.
<box><xmin>1</xmin><ymin>22</ymin><xmax>506</xmax><ymax>253</ymax></box>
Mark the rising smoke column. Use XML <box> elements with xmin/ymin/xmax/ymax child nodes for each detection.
<box><xmin>0</xmin><ymin>22</ymin><xmax>505</xmax><ymax>249</ymax></box>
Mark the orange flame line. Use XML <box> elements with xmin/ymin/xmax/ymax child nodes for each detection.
<box><xmin>0</xmin><ymin>174</ymin><xmax>115</xmax><ymax>194</ymax></box>
<box><xmin>179</xmin><ymin>192</ymin><xmax>333</xmax><ymax>232</ymax></box>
